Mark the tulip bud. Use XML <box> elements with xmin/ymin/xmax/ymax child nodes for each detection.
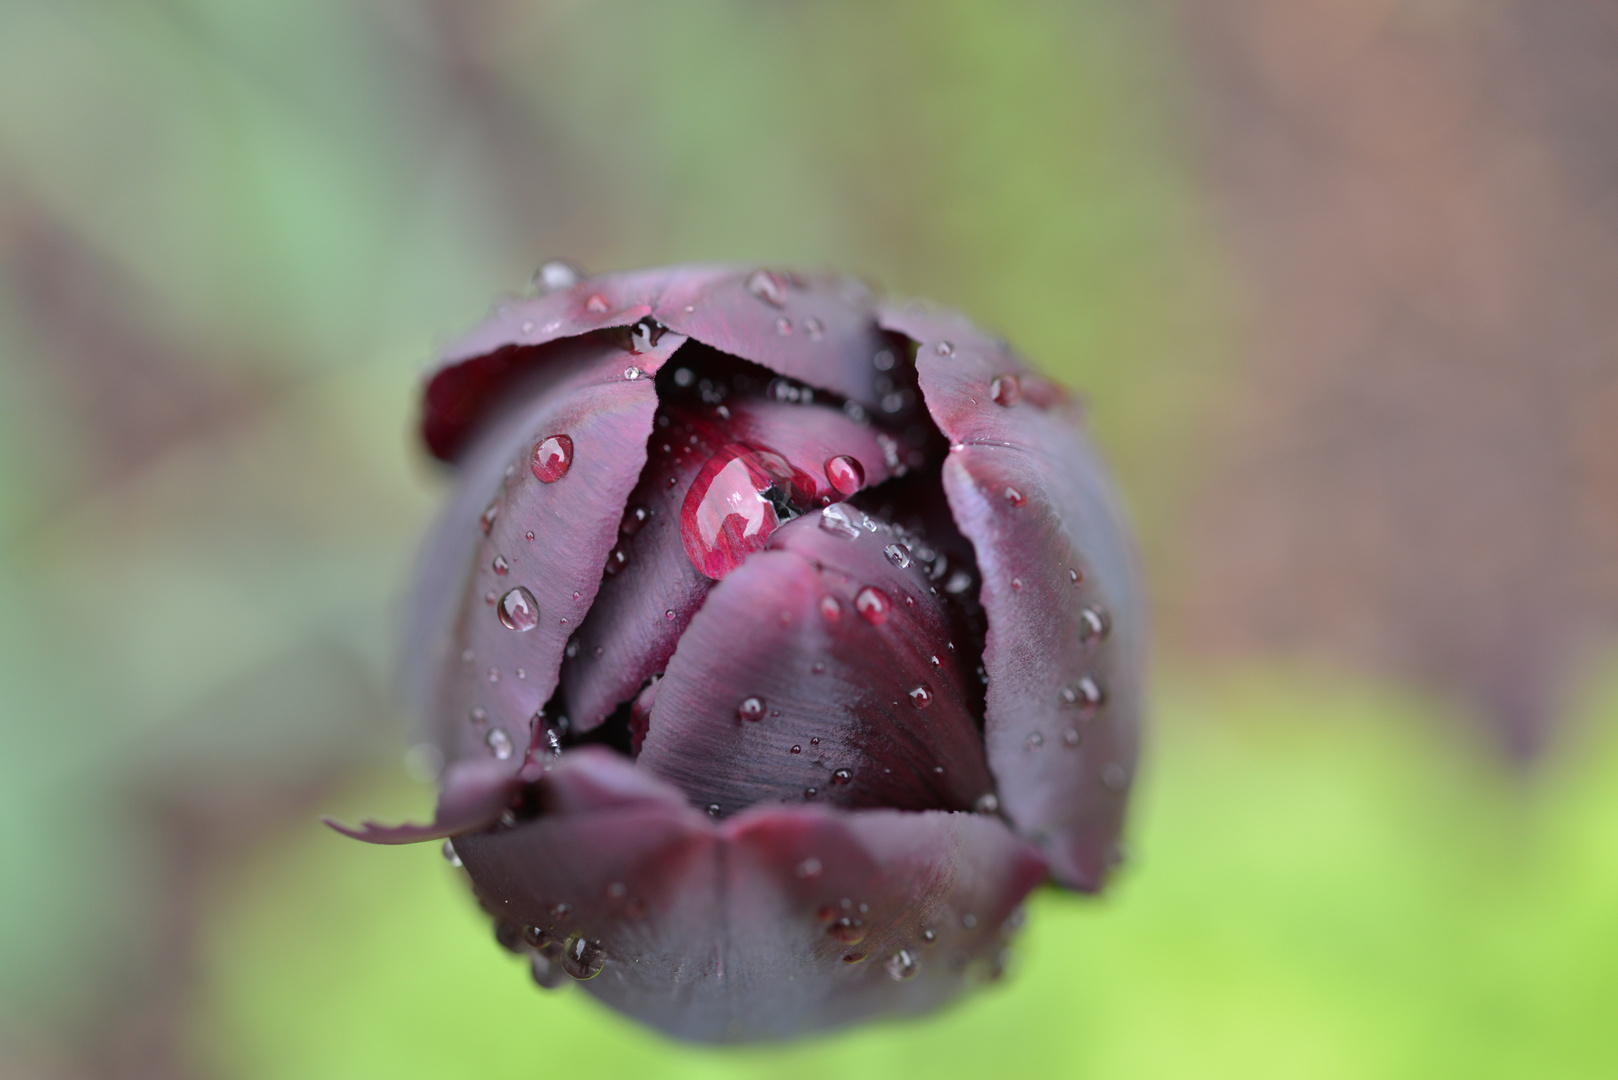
<box><xmin>328</xmin><ymin>265</ymin><xmax>1142</xmax><ymax>1041</ymax></box>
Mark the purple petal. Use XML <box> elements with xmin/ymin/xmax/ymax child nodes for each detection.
<box><xmin>880</xmin><ymin>301</ymin><xmax>1143</xmax><ymax>891</ymax></box>
<box><xmin>323</xmin><ymin>757</ymin><xmax>523</xmax><ymax>844</ymax></box>
<box><xmin>637</xmin><ymin>508</ymin><xmax>993</xmax><ymax>816</ymax></box>
<box><xmin>406</xmin><ymin>331</ymin><xmax>688</xmax><ymax>774</ymax></box>
<box><xmin>451</xmin><ymin>749</ymin><xmax>1047</xmax><ymax>1041</ymax></box>
<box><xmin>655</xmin><ymin>270</ymin><xmax>910</xmax><ymax>421</ymax></box>
<box><xmin>423</xmin><ymin>266</ymin><xmax>730</xmax><ymax>461</ymax></box>
<box><xmin>559</xmin><ymin>392</ymin><xmax>896</xmax><ymax>733</ymax></box>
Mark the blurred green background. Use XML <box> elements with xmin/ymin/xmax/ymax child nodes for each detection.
<box><xmin>2</xmin><ymin>1</ymin><xmax>1615</xmax><ymax>1077</ymax></box>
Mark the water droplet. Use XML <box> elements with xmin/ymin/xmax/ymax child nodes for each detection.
<box><xmin>565</xmin><ymin>640</ymin><xmax>579</xmax><ymax>659</ymax></box>
<box><xmin>497</xmin><ymin>587</ymin><xmax>539</xmax><ymax>631</ymax></box>
<box><xmin>1026</xmin><ymin>732</ymin><xmax>1044</xmax><ymax>749</ymax></box>
<box><xmin>831</xmin><ymin>768</ymin><xmax>852</xmax><ymax>785</ymax></box>
<box><xmin>561</xmin><ymin>935</ymin><xmax>606</xmax><ymax>980</ymax></box>
<box><xmin>442</xmin><ymin>840</ymin><xmax>462</xmax><ymax>866</ymax></box>
<box><xmin>810</xmin><ymin>736</ymin><xmax>820</xmax><ymax>745</ymax></box>
<box><xmin>486</xmin><ymin>727</ymin><xmax>513</xmax><ymax>759</ymax></box>
<box><xmin>737</xmin><ymin>696</ymin><xmax>765</xmax><ymax>722</ymax></box>
<box><xmin>604</xmin><ymin>546</ymin><xmax>628</xmax><ymax>576</ymax></box>
<box><xmin>484</xmin><ymin>590</ymin><xmax>498</xmax><ymax>605</ymax></box>
<box><xmin>790</xmin><ymin>744</ymin><xmax>802</xmax><ymax>754</ymax></box>
<box><xmin>826</xmin><ymin>917</ymin><xmax>865</xmax><ymax>944</ymax></box>
<box><xmin>962</xmin><ymin>913</ymin><xmax>979</xmax><ymax>930</ymax></box>
<box><xmin>480</xmin><ymin>502</ymin><xmax>499</xmax><ymax>534</ymax></box>
<box><xmin>804</xmin><ymin>316</ymin><xmax>825</xmax><ymax>340</ymax></box>
<box><xmin>707</xmin><ymin>803</ymin><xmax>721</xmax><ymax>817</ymax></box>
<box><xmin>885</xmin><ymin>949</ymin><xmax>920</xmax><ymax>981</ymax></box>
<box><xmin>1010</xmin><ymin>577</ymin><xmax>1024</xmax><ymax>591</ymax></box>
<box><xmin>819</xmin><ymin>503</ymin><xmax>863</xmax><ymax>540</ymax></box>
<box><xmin>531</xmin><ymin>435</ymin><xmax>574</xmax><ymax>482</ymax></box>
<box><xmin>775</xmin><ymin>316</ymin><xmax>793</xmax><ymax>336</ymax></box>
<box><xmin>746</xmin><ymin>269</ymin><xmax>788</xmax><ymax>307</ymax></box>
<box><xmin>1068</xmin><ymin>567</ymin><xmax>1082</xmax><ymax>584</ymax></box>
<box><xmin>1004</xmin><ymin>486</ymin><xmax>1026</xmax><ymax>507</ymax></box>
<box><xmin>1063</xmin><ymin>727</ymin><xmax>1082</xmax><ymax>747</ymax></box>
<box><xmin>584</xmin><ymin>294</ymin><xmax>609</xmax><ymax>314</ymax></box>
<box><xmin>1074</xmin><ymin>675</ymin><xmax>1104</xmax><ymax>712</ymax></box>
<box><xmin>975</xmin><ymin>793</ymin><xmax>999</xmax><ymax>814</ymax></box>
<box><xmin>824</xmin><ymin>455</ymin><xmax>865</xmax><ymax>496</ymax></box>
<box><xmin>811</xmin><ymin>661</ymin><xmax>827</xmax><ymax>675</ymax></box>
<box><xmin>854</xmin><ymin>586</ymin><xmax>891</xmax><ymax>625</ymax></box>
<box><xmin>520</xmin><ymin>319</ymin><xmax>535</xmax><ymax>334</ymax></box>
<box><xmin>934</xmin><ymin>340</ymin><xmax>954</xmax><ymax>357</ymax></box>
<box><xmin>492</xmin><ymin>554</ymin><xmax>510</xmax><ymax>575</ymax></box>
<box><xmin>530</xmin><ymin>953</ymin><xmax>565</xmax><ymax>990</ymax></box>
<box><xmin>462</xmin><ymin>649</ymin><xmax>475</xmax><ymax>664</ymax></box>
<box><xmin>620</xmin><ymin>505</ymin><xmax>650</xmax><ymax>535</ymax></box>
<box><xmin>487</xmin><ymin>666</ymin><xmax>500</xmax><ymax>683</ymax></box>
<box><xmin>469</xmin><ymin>706</ymin><xmax>488</xmax><ymax>726</ymax></box>
<box><xmin>1101</xmin><ymin>762</ymin><xmax>1127</xmax><ymax>791</ymax></box>
<box><xmin>990</xmin><ymin>375</ymin><xmax>1021</xmax><ymax>406</ymax></box>
<box><xmin>908</xmin><ymin>684</ymin><xmax>933</xmax><ymax>708</ymax></box>
<box><xmin>795</xmin><ymin>857</ymin><xmax>823</xmax><ymax>880</ymax></box>
<box><xmin>884</xmin><ymin>543</ymin><xmax>912</xmax><ymax>569</ymax></box>
<box><xmin>945</xmin><ymin>570</ymin><xmax>973</xmax><ymax>595</ymax></box>
<box><xmin>623</xmin><ymin>366</ymin><xmax>643</xmax><ymax>381</ymax></box>
<box><xmin>532</xmin><ymin>260</ymin><xmax>582</xmax><ymax>293</ymax></box>
<box><xmin>921</xmin><ymin>927</ymin><xmax>937</xmax><ymax>944</ymax></box>
<box><xmin>680</xmin><ymin>444</ymin><xmax>812</xmax><ymax>578</ymax></box>
<box><xmin>873</xmin><ymin>349</ymin><xmax>896</xmax><ymax>371</ymax></box>
<box><xmin>804</xmin><ymin>786</ymin><xmax>818</xmax><ymax>799</ymax></box>
<box><xmin>549</xmin><ymin>902</ymin><xmax>572</xmax><ymax>920</ymax></box>
<box><xmin>1079</xmin><ymin>606</ymin><xmax>1108</xmax><ymax>645</ymax></box>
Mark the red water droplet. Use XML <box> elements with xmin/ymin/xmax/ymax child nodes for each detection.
<box><xmin>908</xmin><ymin>684</ymin><xmax>933</xmax><ymax>708</ymax></box>
<box><xmin>854</xmin><ymin>586</ymin><xmax>891</xmax><ymax>625</ymax></box>
<box><xmin>680</xmin><ymin>444</ymin><xmax>813</xmax><ymax>579</ymax></box>
<box><xmin>1004</xmin><ymin>486</ymin><xmax>1025</xmax><ymax>507</ymax></box>
<box><xmin>531</xmin><ymin>435</ymin><xmax>574</xmax><ymax>482</ymax></box>
<box><xmin>736</xmin><ymin>696</ymin><xmax>765</xmax><ymax>722</ymax></box>
<box><xmin>990</xmin><ymin>375</ymin><xmax>1021</xmax><ymax>407</ymax></box>
<box><xmin>824</xmin><ymin>455</ymin><xmax>865</xmax><ymax>497</ymax></box>
<box><xmin>819</xmin><ymin>595</ymin><xmax>842</xmax><ymax>622</ymax></box>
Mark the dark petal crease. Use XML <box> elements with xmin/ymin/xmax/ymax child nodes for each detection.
<box><xmin>880</xmin><ymin>301</ymin><xmax>1143</xmax><ymax>891</ymax></box>
<box><xmin>559</xmin><ymin>397</ymin><xmax>896</xmax><ymax>733</ymax></box>
<box><xmin>407</xmin><ymin>332</ymin><xmax>687</xmax><ymax>773</ymax></box>
<box><xmin>638</xmin><ymin>509</ymin><xmax>993</xmax><ymax>816</ymax></box>
<box><xmin>323</xmin><ymin>758</ymin><xmax>523</xmax><ymax>844</ymax></box>
<box><xmin>451</xmin><ymin>749</ymin><xmax>1047</xmax><ymax>1042</ymax></box>
<box><xmin>656</xmin><ymin>270</ymin><xmax>902</xmax><ymax>420</ymax></box>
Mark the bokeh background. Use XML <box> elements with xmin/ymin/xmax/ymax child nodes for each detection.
<box><xmin>2</xmin><ymin>1</ymin><xmax>1616</xmax><ymax>1077</ymax></box>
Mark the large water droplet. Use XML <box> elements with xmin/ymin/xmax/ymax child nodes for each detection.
<box><xmin>531</xmin><ymin>260</ymin><xmax>581</xmax><ymax>293</ymax></box>
<box><xmin>746</xmin><ymin>269</ymin><xmax>788</xmax><ymax>307</ymax></box>
<box><xmin>908</xmin><ymin>684</ymin><xmax>933</xmax><ymax>708</ymax></box>
<box><xmin>824</xmin><ymin>455</ymin><xmax>865</xmax><ymax>496</ymax></box>
<box><xmin>486</xmin><ymin>727</ymin><xmax>513</xmax><ymax>759</ymax></box>
<box><xmin>531</xmin><ymin>435</ymin><xmax>573</xmax><ymax>483</ymax></box>
<box><xmin>854</xmin><ymin>586</ymin><xmax>891</xmax><ymax>625</ymax></box>
<box><xmin>990</xmin><ymin>375</ymin><xmax>1021</xmax><ymax>407</ymax></box>
<box><xmin>885</xmin><ymin>949</ymin><xmax>919</xmax><ymax>981</ymax></box>
<box><xmin>497</xmin><ymin>587</ymin><xmax>539</xmax><ymax>631</ymax></box>
<box><xmin>819</xmin><ymin>503</ymin><xmax>862</xmax><ymax>540</ymax></box>
<box><xmin>561</xmin><ymin>936</ymin><xmax>606</xmax><ymax>980</ymax></box>
<box><xmin>680</xmin><ymin>444</ymin><xmax>813</xmax><ymax>579</ymax></box>
<box><xmin>736</xmin><ymin>696</ymin><xmax>765</xmax><ymax>722</ymax></box>
<box><xmin>884</xmin><ymin>543</ymin><xmax>911</xmax><ymax>569</ymax></box>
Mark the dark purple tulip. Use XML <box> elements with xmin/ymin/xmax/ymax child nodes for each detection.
<box><xmin>328</xmin><ymin>263</ymin><xmax>1142</xmax><ymax>1042</ymax></box>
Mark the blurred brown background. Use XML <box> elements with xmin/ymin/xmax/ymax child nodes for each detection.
<box><xmin>1</xmin><ymin>2</ymin><xmax>1614</xmax><ymax>1078</ymax></box>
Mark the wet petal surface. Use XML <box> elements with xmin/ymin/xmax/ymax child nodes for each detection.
<box><xmin>881</xmin><ymin>301</ymin><xmax>1143</xmax><ymax>891</ymax></box>
<box><xmin>451</xmin><ymin>749</ymin><xmax>1046</xmax><ymax>1042</ymax></box>
<box><xmin>407</xmin><ymin>331</ymin><xmax>688</xmax><ymax>773</ymax></box>
<box><xmin>637</xmin><ymin>508</ymin><xmax>993</xmax><ymax>816</ymax></box>
<box><xmin>559</xmin><ymin>383</ymin><xmax>896</xmax><ymax>733</ymax></box>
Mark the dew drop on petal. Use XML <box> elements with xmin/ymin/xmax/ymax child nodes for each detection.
<box><xmin>908</xmin><ymin>684</ymin><xmax>933</xmax><ymax>708</ymax></box>
<box><xmin>442</xmin><ymin>840</ymin><xmax>462</xmax><ymax>866</ymax></box>
<box><xmin>531</xmin><ymin>260</ymin><xmax>582</xmax><ymax>293</ymax></box>
<box><xmin>584</xmin><ymin>294</ymin><xmax>609</xmax><ymax>314</ymax></box>
<box><xmin>819</xmin><ymin>595</ymin><xmax>842</xmax><ymax>622</ymax></box>
<box><xmin>745</xmin><ymin>269</ymin><xmax>787</xmax><ymax>307</ymax></box>
<box><xmin>620</xmin><ymin>505</ymin><xmax>650</xmax><ymax>535</ymax></box>
<box><xmin>921</xmin><ymin>927</ymin><xmax>937</xmax><ymax>945</ymax></box>
<box><xmin>561</xmin><ymin>936</ymin><xmax>606</xmax><ymax>980</ymax></box>
<box><xmin>486</xmin><ymin>727</ymin><xmax>513</xmax><ymax>760</ymax></box>
<box><xmin>990</xmin><ymin>375</ymin><xmax>1021</xmax><ymax>406</ymax></box>
<box><xmin>492</xmin><ymin>554</ymin><xmax>509</xmax><ymax>575</ymax></box>
<box><xmin>469</xmin><ymin>706</ymin><xmax>488</xmax><ymax>725</ymax></box>
<box><xmin>775</xmin><ymin>317</ymin><xmax>793</xmax><ymax>336</ymax></box>
<box><xmin>1079</xmin><ymin>606</ymin><xmax>1109</xmax><ymax>645</ymax></box>
<box><xmin>819</xmin><ymin>502</ymin><xmax>862</xmax><ymax>539</ymax></box>
<box><xmin>804</xmin><ymin>786</ymin><xmax>818</xmax><ymax>799</ymax></box>
<box><xmin>1004</xmin><ymin>486</ymin><xmax>1026</xmax><ymax>507</ymax></box>
<box><xmin>790</xmin><ymin>744</ymin><xmax>802</xmax><ymax>754</ymax></box>
<box><xmin>707</xmin><ymin>803</ymin><xmax>721</xmax><ymax>817</ymax></box>
<box><xmin>795</xmin><ymin>857</ymin><xmax>823</xmax><ymax>880</ymax></box>
<box><xmin>825</xmin><ymin>455</ymin><xmax>865</xmax><ymax>496</ymax></box>
<box><xmin>737</xmin><ymin>696</ymin><xmax>765</xmax><ymax>722</ymax></box>
<box><xmin>974</xmin><ymin>793</ymin><xmax>1000</xmax><ymax>814</ymax></box>
<box><xmin>497</xmin><ymin>587</ymin><xmax>539</xmax><ymax>631</ymax></box>
<box><xmin>623</xmin><ymin>366</ymin><xmax>643</xmax><ymax>381</ymax></box>
<box><xmin>479</xmin><ymin>503</ymin><xmax>499</xmax><ymax>534</ymax></box>
<box><xmin>1101</xmin><ymin>762</ymin><xmax>1128</xmax><ymax>791</ymax></box>
<box><xmin>1026</xmin><ymin>732</ymin><xmax>1044</xmax><ymax>749</ymax></box>
<box><xmin>804</xmin><ymin>316</ymin><xmax>825</xmax><ymax>341</ymax></box>
<box><xmin>1069</xmin><ymin>567</ymin><xmax>1083</xmax><ymax>585</ymax></box>
<box><xmin>826</xmin><ymin>917</ymin><xmax>865</xmax><ymax>944</ymax></box>
<box><xmin>831</xmin><ymin>768</ymin><xmax>852</xmax><ymax>785</ymax></box>
<box><xmin>854</xmin><ymin>586</ymin><xmax>891</xmax><ymax>625</ymax></box>
<box><xmin>884</xmin><ymin>544</ymin><xmax>911</xmax><ymax>569</ymax></box>
<box><xmin>531</xmin><ymin>435</ymin><xmax>573</xmax><ymax>482</ymax></box>
<box><xmin>1063</xmin><ymin>727</ymin><xmax>1082</xmax><ymax>747</ymax></box>
<box><xmin>680</xmin><ymin>444</ymin><xmax>811</xmax><ymax>579</ymax></box>
<box><xmin>885</xmin><ymin>949</ymin><xmax>919</xmax><ymax>981</ymax></box>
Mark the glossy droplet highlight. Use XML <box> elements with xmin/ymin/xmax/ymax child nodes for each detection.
<box><xmin>531</xmin><ymin>259</ymin><xmax>582</xmax><ymax>293</ymax></box>
<box><xmin>486</xmin><ymin>727</ymin><xmax>513</xmax><ymax>760</ymax></box>
<box><xmin>1079</xmin><ymin>606</ymin><xmax>1109</xmax><ymax>645</ymax></box>
<box><xmin>1004</xmin><ymin>486</ymin><xmax>1026</xmax><ymax>507</ymax></box>
<box><xmin>492</xmin><ymin>554</ymin><xmax>509</xmax><ymax>575</ymax></box>
<box><xmin>561</xmin><ymin>936</ymin><xmax>606</xmax><ymax>980</ymax></box>
<box><xmin>854</xmin><ymin>586</ymin><xmax>891</xmax><ymax>625</ymax></box>
<box><xmin>908</xmin><ymin>684</ymin><xmax>933</xmax><ymax>708</ymax></box>
<box><xmin>584</xmin><ymin>294</ymin><xmax>609</xmax><ymax>314</ymax></box>
<box><xmin>746</xmin><ymin>269</ymin><xmax>788</xmax><ymax>307</ymax></box>
<box><xmin>819</xmin><ymin>595</ymin><xmax>842</xmax><ymax>622</ymax></box>
<box><xmin>479</xmin><ymin>503</ymin><xmax>499</xmax><ymax>534</ymax></box>
<box><xmin>831</xmin><ymin>768</ymin><xmax>852</xmax><ymax>785</ymax></box>
<box><xmin>497</xmin><ymin>587</ymin><xmax>539</xmax><ymax>631</ymax></box>
<box><xmin>975</xmin><ymin>793</ymin><xmax>1000</xmax><ymax>814</ymax></box>
<box><xmin>819</xmin><ymin>503</ymin><xmax>862</xmax><ymax>539</ymax></box>
<box><xmin>990</xmin><ymin>375</ymin><xmax>1021</xmax><ymax>407</ymax></box>
<box><xmin>736</xmin><ymin>696</ymin><xmax>765</xmax><ymax>722</ymax></box>
<box><xmin>885</xmin><ymin>949</ymin><xmax>919</xmax><ymax>981</ymax></box>
<box><xmin>530</xmin><ymin>435</ymin><xmax>574</xmax><ymax>483</ymax></box>
<box><xmin>884</xmin><ymin>543</ymin><xmax>911</xmax><ymax>569</ymax></box>
<box><xmin>680</xmin><ymin>444</ymin><xmax>811</xmax><ymax>579</ymax></box>
<box><xmin>824</xmin><ymin>455</ymin><xmax>865</xmax><ymax>496</ymax></box>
